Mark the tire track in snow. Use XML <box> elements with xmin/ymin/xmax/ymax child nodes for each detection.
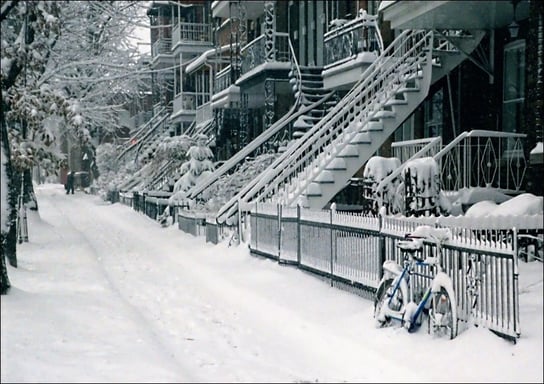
<box><xmin>48</xmin><ymin>193</ymin><xmax>197</xmax><ymax>382</ymax></box>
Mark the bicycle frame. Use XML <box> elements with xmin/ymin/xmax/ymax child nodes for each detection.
<box><xmin>375</xmin><ymin>226</ymin><xmax>458</xmax><ymax>338</ymax></box>
<box><xmin>379</xmin><ymin>253</ymin><xmax>437</xmax><ymax>331</ymax></box>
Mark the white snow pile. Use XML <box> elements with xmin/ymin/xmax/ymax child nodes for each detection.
<box><xmin>363</xmin><ymin>156</ymin><xmax>402</xmax><ymax>212</ymax></box>
<box><xmin>445</xmin><ymin>187</ymin><xmax>513</xmax><ymax>216</ymax></box>
<box><xmin>465</xmin><ymin>193</ymin><xmax>543</xmax><ymax>217</ymax></box>
<box><xmin>530</xmin><ymin>141</ymin><xmax>543</xmax><ymax>155</ymax></box>
<box><xmin>363</xmin><ymin>156</ymin><xmax>400</xmax><ymax>184</ymax></box>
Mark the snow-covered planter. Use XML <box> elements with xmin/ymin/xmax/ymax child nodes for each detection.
<box><xmin>403</xmin><ymin>157</ymin><xmax>443</xmax><ymax>216</ymax></box>
<box><xmin>362</xmin><ymin>156</ymin><xmax>401</xmax><ymax>214</ymax></box>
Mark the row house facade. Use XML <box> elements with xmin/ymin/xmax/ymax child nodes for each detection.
<box><xmin>144</xmin><ymin>0</ymin><xmax>542</xmax><ymax>210</ymax></box>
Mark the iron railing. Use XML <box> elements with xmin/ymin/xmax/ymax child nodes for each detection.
<box><xmin>324</xmin><ymin>11</ymin><xmax>383</xmax><ymax>67</ymax></box>
<box><xmin>240</xmin><ymin>32</ymin><xmax>291</xmax><ymax>75</ymax></box>
<box><xmin>248</xmin><ymin>202</ymin><xmax>543</xmax><ymax>341</ymax></box>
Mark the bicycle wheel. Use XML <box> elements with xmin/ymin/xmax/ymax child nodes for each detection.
<box><xmin>428</xmin><ymin>286</ymin><xmax>458</xmax><ymax>339</ymax></box>
<box><xmin>374</xmin><ymin>278</ymin><xmax>405</xmax><ymax>327</ymax></box>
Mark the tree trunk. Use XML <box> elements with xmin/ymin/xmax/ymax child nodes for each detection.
<box><xmin>0</xmin><ymin>231</ymin><xmax>10</xmax><ymax>295</ymax></box>
<box><xmin>1</xmin><ymin>104</ymin><xmax>17</xmax><ymax>292</ymax></box>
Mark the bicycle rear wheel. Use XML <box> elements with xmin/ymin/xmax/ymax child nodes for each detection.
<box><xmin>374</xmin><ymin>278</ymin><xmax>405</xmax><ymax>327</ymax></box>
<box><xmin>428</xmin><ymin>286</ymin><xmax>458</xmax><ymax>339</ymax></box>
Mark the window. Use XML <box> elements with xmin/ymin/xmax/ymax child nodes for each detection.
<box><xmin>502</xmin><ymin>40</ymin><xmax>525</xmax><ymax>135</ymax></box>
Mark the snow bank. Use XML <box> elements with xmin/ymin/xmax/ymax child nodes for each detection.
<box><xmin>465</xmin><ymin>193</ymin><xmax>543</xmax><ymax>217</ymax></box>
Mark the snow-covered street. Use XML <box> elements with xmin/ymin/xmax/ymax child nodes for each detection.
<box><xmin>1</xmin><ymin>184</ymin><xmax>542</xmax><ymax>383</ymax></box>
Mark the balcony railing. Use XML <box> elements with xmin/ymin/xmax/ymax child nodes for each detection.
<box><xmin>196</xmin><ymin>102</ymin><xmax>213</xmax><ymax>123</ymax></box>
<box><xmin>240</xmin><ymin>32</ymin><xmax>291</xmax><ymax>75</ymax></box>
<box><xmin>324</xmin><ymin>11</ymin><xmax>383</xmax><ymax>67</ymax></box>
<box><xmin>173</xmin><ymin>92</ymin><xmax>197</xmax><ymax>113</ymax></box>
<box><xmin>172</xmin><ymin>22</ymin><xmax>212</xmax><ymax>47</ymax></box>
<box><xmin>215</xmin><ymin>65</ymin><xmax>233</xmax><ymax>93</ymax></box>
<box><xmin>152</xmin><ymin>38</ymin><xmax>172</xmax><ymax>57</ymax></box>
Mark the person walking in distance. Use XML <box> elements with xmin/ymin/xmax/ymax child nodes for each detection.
<box><xmin>65</xmin><ymin>171</ymin><xmax>75</xmax><ymax>194</ymax></box>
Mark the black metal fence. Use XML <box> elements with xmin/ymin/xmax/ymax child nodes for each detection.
<box><xmin>249</xmin><ymin>202</ymin><xmax>543</xmax><ymax>341</ymax></box>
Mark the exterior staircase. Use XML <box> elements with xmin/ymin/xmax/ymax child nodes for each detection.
<box><xmin>116</xmin><ymin>108</ymin><xmax>170</xmax><ymax>164</ymax></box>
<box><xmin>183</xmin><ymin>42</ymin><xmax>335</xmax><ymax>201</ymax></box>
<box><xmin>216</xmin><ymin>28</ymin><xmax>485</xmax><ymax>223</ymax></box>
<box><xmin>291</xmin><ymin>66</ymin><xmax>336</xmax><ymax>139</ymax></box>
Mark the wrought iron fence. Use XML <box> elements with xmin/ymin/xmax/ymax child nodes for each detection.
<box><xmin>324</xmin><ymin>13</ymin><xmax>383</xmax><ymax>67</ymax></box>
<box><xmin>240</xmin><ymin>32</ymin><xmax>291</xmax><ymax>75</ymax></box>
<box><xmin>249</xmin><ymin>203</ymin><xmax>543</xmax><ymax>341</ymax></box>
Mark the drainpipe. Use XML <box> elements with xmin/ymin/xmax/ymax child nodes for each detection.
<box><xmin>205</xmin><ymin>62</ymin><xmax>214</xmax><ymax>119</ymax></box>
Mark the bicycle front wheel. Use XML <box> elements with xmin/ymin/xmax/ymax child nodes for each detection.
<box><xmin>428</xmin><ymin>286</ymin><xmax>458</xmax><ymax>339</ymax></box>
<box><xmin>374</xmin><ymin>278</ymin><xmax>405</xmax><ymax>327</ymax></box>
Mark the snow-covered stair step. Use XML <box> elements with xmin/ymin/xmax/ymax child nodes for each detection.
<box><xmin>315</xmin><ymin>170</ymin><xmax>335</xmax><ymax>183</ymax></box>
<box><xmin>371</xmin><ymin>110</ymin><xmax>396</xmax><ymax>120</ymax></box>
<box><xmin>385</xmin><ymin>97</ymin><xmax>408</xmax><ymax>107</ymax></box>
<box><xmin>396</xmin><ymin>85</ymin><xmax>420</xmax><ymax>95</ymax></box>
<box><xmin>326</xmin><ymin>158</ymin><xmax>347</xmax><ymax>171</ymax></box>
<box><xmin>305</xmin><ymin>182</ymin><xmax>322</xmax><ymax>197</ymax></box>
<box><xmin>337</xmin><ymin>144</ymin><xmax>359</xmax><ymax>158</ymax></box>
<box><xmin>351</xmin><ymin>131</ymin><xmax>372</xmax><ymax>144</ymax></box>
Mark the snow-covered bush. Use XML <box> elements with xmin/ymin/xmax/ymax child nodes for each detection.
<box><xmin>363</xmin><ymin>156</ymin><xmax>401</xmax><ymax>214</ymax></box>
<box><xmin>154</xmin><ymin>135</ymin><xmax>191</xmax><ymax>162</ymax></box>
<box><xmin>169</xmin><ymin>134</ymin><xmax>215</xmax><ymax>205</ymax></box>
<box><xmin>403</xmin><ymin>157</ymin><xmax>444</xmax><ymax>216</ymax></box>
<box><xmin>196</xmin><ymin>153</ymin><xmax>278</xmax><ymax>213</ymax></box>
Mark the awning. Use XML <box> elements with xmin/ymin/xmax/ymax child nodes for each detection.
<box><xmin>380</xmin><ymin>0</ymin><xmax>530</xmax><ymax>30</ymax></box>
<box><xmin>185</xmin><ymin>44</ymin><xmax>236</xmax><ymax>74</ymax></box>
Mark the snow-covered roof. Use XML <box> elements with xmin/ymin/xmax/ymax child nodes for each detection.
<box><xmin>234</xmin><ymin>62</ymin><xmax>291</xmax><ymax>86</ymax></box>
<box><xmin>186</xmin><ymin>44</ymin><xmax>234</xmax><ymax>74</ymax></box>
<box><xmin>530</xmin><ymin>142</ymin><xmax>543</xmax><ymax>155</ymax></box>
<box><xmin>378</xmin><ymin>1</ymin><xmax>397</xmax><ymax>12</ymax></box>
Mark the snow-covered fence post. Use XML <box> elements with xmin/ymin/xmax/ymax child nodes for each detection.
<box><xmin>277</xmin><ymin>203</ymin><xmax>282</xmax><ymax>262</ymax></box>
<box><xmin>254</xmin><ymin>202</ymin><xmax>258</xmax><ymax>250</ymax></box>
<box><xmin>297</xmin><ymin>203</ymin><xmax>301</xmax><ymax>265</ymax></box>
<box><xmin>329</xmin><ymin>208</ymin><xmax>334</xmax><ymax>287</ymax></box>
<box><xmin>237</xmin><ymin>198</ymin><xmax>243</xmax><ymax>246</ymax></box>
<box><xmin>378</xmin><ymin>210</ymin><xmax>385</xmax><ymax>279</ymax></box>
<box><xmin>16</xmin><ymin>195</ymin><xmax>28</xmax><ymax>244</ymax></box>
<box><xmin>513</xmin><ymin>226</ymin><xmax>520</xmax><ymax>338</ymax></box>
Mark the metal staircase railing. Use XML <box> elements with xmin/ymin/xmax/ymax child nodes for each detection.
<box><xmin>184</xmin><ymin>36</ymin><xmax>311</xmax><ymax>200</ymax></box>
<box><xmin>216</xmin><ymin>29</ymin><xmax>434</xmax><ymax>223</ymax></box>
<box><xmin>116</xmin><ymin>108</ymin><xmax>170</xmax><ymax>163</ymax></box>
<box><xmin>434</xmin><ymin>130</ymin><xmax>527</xmax><ymax>194</ymax></box>
<box><xmin>372</xmin><ymin>130</ymin><xmax>528</xmax><ymax>213</ymax></box>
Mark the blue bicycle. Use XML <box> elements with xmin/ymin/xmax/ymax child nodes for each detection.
<box><xmin>374</xmin><ymin>225</ymin><xmax>458</xmax><ymax>339</ymax></box>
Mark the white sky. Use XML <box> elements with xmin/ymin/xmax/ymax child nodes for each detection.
<box><xmin>1</xmin><ymin>183</ymin><xmax>542</xmax><ymax>383</ymax></box>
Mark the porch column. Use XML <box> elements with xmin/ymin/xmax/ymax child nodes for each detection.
<box><xmin>264</xmin><ymin>78</ymin><xmax>275</xmax><ymax>130</ymax></box>
<box><xmin>264</xmin><ymin>1</ymin><xmax>276</xmax><ymax>62</ymax></box>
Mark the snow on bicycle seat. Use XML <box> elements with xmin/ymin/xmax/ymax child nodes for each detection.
<box><xmin>410</xmin><ymin>225</ymin><xmax>451</xmax><ymax>243</ymax></box>
<box><xmin>397</xmin><ymin>238</ymin><xmax>424</xmax><ymax>251</ymax></box>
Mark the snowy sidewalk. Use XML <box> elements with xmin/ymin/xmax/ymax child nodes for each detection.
<box><xmin>1</xmin><ymin>184</ymin><xmax>542</xmax><ymax>383</ymax></box>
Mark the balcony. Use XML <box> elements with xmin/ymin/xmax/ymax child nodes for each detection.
<box><xmin>151</xmin><ymin>38</ymin><xmax>172</xmax><ymax>57</ymax></box>
<box><xmin>212</xmin><ymin>65</ymin><xmax>240</xmax><ymax>109</ymax></box>
<box><xmin>212</xmin><ymin>1</ymin><xmax>264</xmax><ymax>19</ymax></box>
<box><xmin>322</xmin><ymin>11</ymin><xmax>383</xmax><ymax>91</ymax></box>
<box><xmin>379</xmin><ymin>0</ymin><xmax>530</xmax><ymax>30</ymax></box>
<box><xmin>171</xmin><ymin>92</ymin><xmax>197</xmax><ymax>122</ymax></box>
<box><xmin>196</xmin><ymin>102</ymin><xmax>213</xmax><ymax>124</ymax></box>
<box><xmin>171</xmin><ymin>22</ymin><xmax>213</xmax><ymax>53</ymax></box>
<box><xmin>236</xmin><ymin>32</ymin><xmax>291</xmax><ymax>85</ymax></box>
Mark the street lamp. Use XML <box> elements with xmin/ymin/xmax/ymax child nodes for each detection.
<box><xmin>508</xmin><ymin>0</ymin><xmax>520</xmax><ymax>39</ymax></box>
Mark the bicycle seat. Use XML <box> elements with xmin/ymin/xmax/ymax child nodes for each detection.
<box><xmin>397</xmin><ymin>238</ymin><xmax>424</xmax><ymax>252</ymax></box>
